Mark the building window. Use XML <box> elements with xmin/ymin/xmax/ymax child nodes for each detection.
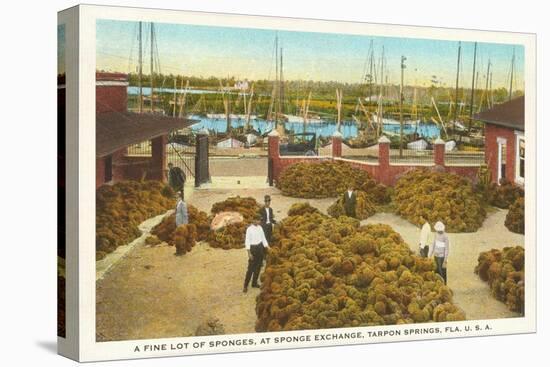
<box><xmin>516</xmin><ymin>135</ymin><xmax>525</xmax><ymax>184</ymax></box>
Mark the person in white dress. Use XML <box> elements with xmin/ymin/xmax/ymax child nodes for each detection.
<box><xmin>175</xmin><ymin>191</ymin><xmax>188</xmax><ymax>227</ymax></box>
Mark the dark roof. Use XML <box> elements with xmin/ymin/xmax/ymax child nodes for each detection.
<box><xmin>96</xmin><ymin>112</ymin><xmax>194</xmax><ymax>157</ymax></box>
<box><xmin>474</xmin><ymin>96</ymin><xmax>524</xmax><ymax>131</ymax></box>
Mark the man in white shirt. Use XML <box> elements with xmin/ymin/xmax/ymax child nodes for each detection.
<box><xmin>243</xmin><ymin>217</ymin><xmax>269</xmax><ymax>293</ymax></box>
<box><xmin>419</xmin><ymin>220</ymin><xmax>431</xmax><ymax>257</ymax></box>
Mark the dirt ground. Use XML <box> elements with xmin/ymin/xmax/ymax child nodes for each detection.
<box><xmin>363</xmin><ymin>210</ymin><xmax>523</xmax><ymax>320</ymax></box>
<box><xmin>209</xmin><ymin>157</ymin><xmax>267</xmax><ymax>177</ymax></box>
<box><xmin>96</xmin><ymin>186</ymin><xmax>524</xmax><ymax>342</ymax></box>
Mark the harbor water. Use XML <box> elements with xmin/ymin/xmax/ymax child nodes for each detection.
<box><xmin>188</xmin><ymin>116</ymin><xmax>441</xmax><ymax>139</ymax></box>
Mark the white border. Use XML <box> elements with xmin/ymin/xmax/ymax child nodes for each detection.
<box><xmin>76</xmin><ymin>4</ymin><xmax>537</xmax><ymax>362</ymax></box>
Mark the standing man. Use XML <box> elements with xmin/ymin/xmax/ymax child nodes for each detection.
<box><xmin>243</xmin><ymin>216</ymin><xmax>269</xmax><ymax>293</ymax></box>
<box><xmin>259</xmin><ymin>195</ymin><xmax>276</xmax><ymax>242</ymax></box>
<box><xmin>167</xmin><ymin>162</ymin><xmax>186</xmax><ymax>195</ymax></box>
<box><xmin>343</xmin><ymin>185</ymin><xmax>357</xmax><ymax>218</ymax></box>
<box><xmin>428</xmin><ymin>221</ymin><xmax>450</xmax><ymax>284</ymax></box>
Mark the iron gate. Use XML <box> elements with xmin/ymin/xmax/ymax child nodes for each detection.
<box><xmin>167</xmin><ymin>132</ymin><xmax>195</xmax><ymax>184</ymax></box>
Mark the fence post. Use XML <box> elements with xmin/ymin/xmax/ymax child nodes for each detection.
<box><xmin>434</xmin><ymin>138</ymin><xmax>446</xmax><ymax>167</ymax></box>
<box><xmin>268</xmin><ymin>130</ymin><xmax>280</xmax><ymax>184</ymax></box>
<box><xmin>378</xmin><ymin>135</ymin><xmax>391</xmax><ymax>185</ymax></box>
<box><xmin>151</xmin><ymin>135</ymin><xmax>167</xmax><ymax>182</ymax></box>
<box><xmin>332</xmin><ymin>131</ymin><xmax>343</xmax><ymax>158</ymax></box>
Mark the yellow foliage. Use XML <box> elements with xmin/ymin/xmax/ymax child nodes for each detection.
<box><xmin>256</xmin><ymin>213</ymin><xmax>465</xmax><ymax>331</ymax></box>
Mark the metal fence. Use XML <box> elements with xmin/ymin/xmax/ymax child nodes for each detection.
<box><xmin>389</xmin><ymin>148</ymin><xmax>435</xmax><ymax>164</ymax></box>
<box><xmin>341</xmin><ymin>146</ymin><xmax>379</xmax><ymax>163</ymax></box>
<box><xmin>445</xmin><ymin>151</ymin><xmax>485</xmax><ymax>165</ymax></box>
<box><xmin>126</xmin><ymin>141</ymin><xmax>152</xmax><ymax>156</ymax></box>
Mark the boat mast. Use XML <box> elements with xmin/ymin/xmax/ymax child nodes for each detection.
<box><xmin>399</xmin><ymin>56</ymin><xmax>406</xmax><ymax>158</ymax></box>
<box><xmin>453</xmin><ymin>41</ymin><xmax>461</xmax><ymax>134</ymax></box>
<box><xmin>509</xmin><ymin>48</ymin><xmax>515</xmax><ymax>101</ymax></box>
<box><xmin>336</xmin><ymin>89</ymin><xmax>343</xmax><ymax>132</ymax></box>
<box><xmin>484</xmin><ymin>60</ymin><xmax>491</xmax><ymax>109</ymax></box>
<box><xmin>368</xmin><ymin>40</ymin><xmax>374</xmax><ymax>104</ymax></box>
<box><xmin>280</xmin><ymin>46</ymin><xmax>284</xmax><ymax>116</ymax></box>
<box><xmin>378</xmin><ymin>46</ymin><xmax>385</xmax><ymax>137</ymax></box>
<box><xmin>468</xmin><ymin>42</ymin><xmax>477</xmax><ymax>134</ymax></box>
<box><xmin>303</xmin><ymin>91</ymin><xmax>311</xmax><ymax>133</ymax></box>
<box><xmin>275</xmin><ymin>36</ymin><xmax>279</xmax><ymax>128</ymax></box>
<box><xmin>138</xmin><ymin>21</ymin><xmax>143</xmax><ymax>113</ymax></box>
<box><xmin>150</xmin><ymin>23</ymin><xmax>154</xmax><ymax>113</ymax></box>
<box><xmin>245</xmin><ymin>84</ymin><xmax>254</xmax><ymax>131</ymax></box>
<box><xmin>173</xmin><ymin>78</ymin><xmax>177</xmax><ymax>117</ymax></box>
<box><xmin>489</xmin><ymin>71</ymin><xmax>493</xmax><ymax>107</ymax></box>
<box><xmin>178</xmin><ymin>80</ymin><xmax>189</xmax><ymax>118</ymax></box>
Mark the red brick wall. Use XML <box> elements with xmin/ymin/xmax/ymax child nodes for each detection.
<box><xmin>119</xmin><ymin>156</ymin><xmax>153</xmax><ymax>181</ymax></box>
<box><xmin>95</xmin><ymin>137</ymin><xmax>170</xmax><ymax>188</ymax></box>
<box><xmin>96</xmin><ymin>148</ymin><xmax>128</xmax><ymax>188</ymax></box>
<box><xmin>485</xmin><ymin>124</ymin><xmax>517</xmax><ymax>183</ymax></box>
<box><xmin>96</xmin><ymin>85</ymin><xmax>127</xmax><ymax>114</ymax></box>
<box><xmin>111</xmin><ymin>149</ymin><xmax>128</xmax><ymax>182</ymax></box>
<box><xmin>268</xmin><ymin>135</ymin><xmax>480</xmax><ymax>187</ymax></box>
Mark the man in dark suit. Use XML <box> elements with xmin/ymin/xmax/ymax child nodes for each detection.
<box><xmin>167</xmin><ymin>162</ymin><xmax>186</xmax><ymax>194</ymax></box>
<box><xmin>259</xmin><ymin>195</ymin><xmax>276</xmax><ymax>242</ymax></box>
<box><xmin>343</xmin><ymin>185</ymin><xmax>357</xmax><ymax>218</ymax></box>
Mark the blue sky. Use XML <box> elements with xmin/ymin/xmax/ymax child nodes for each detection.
<box><xmin>96</xmin><ymin>19</ymin><xmax>524</xmax><ymax>89</ymax></box>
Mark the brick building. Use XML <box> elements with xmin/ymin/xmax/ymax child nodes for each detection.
<box><xmin>95</xmin><ymin>72</ymin><xmax>192</xmax><ymax>188</ymax></box>
<box><xmin>476</xmin><ymin>96</ymin><xmax>525</xmax><ymax>185</ymax></box>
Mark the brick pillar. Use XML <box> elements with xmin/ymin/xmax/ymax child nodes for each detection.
<box><xmin>151</xmin><ymin>135</ymin><xmax>167</xmax><ymax>181</ymax></box>
<box><xmin>378</xmin><ymin>135</ymin><xmax>391</xmax><ymax>186</ymax></box>
<box><xmin>434</xmin><ymin>138</ymin><xmax>445</xmax><ymax>167</ymax></box>
<box><xmin>268</xmin><ymin>130</ymin><xmax>280</xmax><ymax>183</ymax></box>
<box><xmin>332</xmin><ymin>131</ymin><xmax>343</xmax><ymax>158</ymax></box>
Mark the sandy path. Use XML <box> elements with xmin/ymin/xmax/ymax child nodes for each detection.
<box><xmin>96</xmin><ymin>242</ymin><xmax>258</xmax><ymax>341</ymax></box>
<box><xmin>96</xmin><ymin>187</ymin><xmax>523</xmax><ymax>341</ymax></box>
<box><xmin>96</xmin><ymin>188</ymin><xmax>334</xmax><ymax>341</ymax></box>
<box><xmin>364</xmin><ymin>209</ymin><xmax>524</xmax><ymax>320</ymax></box>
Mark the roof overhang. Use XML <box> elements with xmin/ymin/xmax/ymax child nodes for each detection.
<box><xmin>96</xmin><ymin>112</ymin><xmax>195</xmax><ymax>157</ymax></box>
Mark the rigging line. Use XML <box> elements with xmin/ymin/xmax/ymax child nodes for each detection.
<box><xmin>127</xmin><ymin>23</ymin><xmax>137</xmax><ymax>74</ymax></box>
